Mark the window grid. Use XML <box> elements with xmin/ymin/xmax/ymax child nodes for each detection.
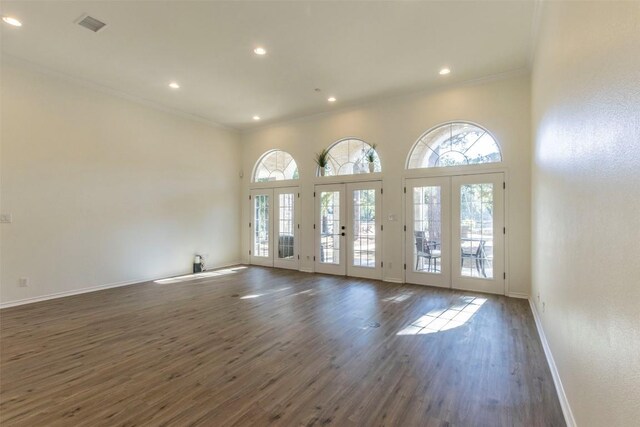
<box><xmin>254</xmin><ymin>150</ymin><xmax>299</xmax><ymax>182</ymax></box>
<box><xmin>412</xmin><ymin>186</ymin><xmax>442</xmax><ymax>273</ymax></box>
<box><xmin>460</xmin><ymin>183</ymin><xmax>494</xmax><ymax>278</ymax></box>
<box><xmin>408</xmin><ymin>123</ymin><xmax>501</xmax><ymax>169</ymax></box>
<box><xmin>278</xmin><ymin>193</ymin><xmax>295</xmax><ymax>259</ymax></box>
<box><xmin>324</xmin><ymin>139</ymin><xmax>381</xmax><ymax>176</ymax></box>
<box><xmin>319</xmin><ymin>191</ymin><xmax>340</xmax><ymax>264</ymax></box>
<box><xmin>352</xmin><ymin>189</ymin><xmax>376</xmax><ymax>268</ymax></box>
<box><xmin>253</xmin><ymin>195</ymin><xmax>270</xmax><ymax>257</ymax></box>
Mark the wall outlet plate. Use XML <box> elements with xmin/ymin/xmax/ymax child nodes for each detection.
<box><xmin>0</xmin><ymin>213</ymin><xmax>12</xmax><ymax>223</ymax></box>
<box><xmin>18</xmin><ymin>277</ymin><xmax>29</xmax><ymax>287</ymax></box>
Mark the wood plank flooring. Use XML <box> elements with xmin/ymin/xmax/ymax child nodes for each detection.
<box><xmin>0</xmin><ymin>266</ymin><xmax>565</xmax><ymax>426</ymax></box>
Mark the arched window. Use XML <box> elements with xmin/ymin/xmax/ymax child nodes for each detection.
<box><xmin>322</xmin><ymin>138</ymin><xmax>381</xmax><ymax>176</ymax></box>
<box><xmin>253</xmin><ymin>150</ymin><xmax>299</xmax><ymax>182</ymax></box>
<box><xmin>407</xmin><ymin>122</ymin><xmax>502</xmax><ymax>169</ymax></box>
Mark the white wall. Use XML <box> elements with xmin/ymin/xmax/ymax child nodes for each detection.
<box><xmin>531</xmin><ymin>2</ymin><xmax>640</xmax><ymax>425</ymax></box>
<box><xmin>0</xmin><ymin>59</ymin><xmax>242</xmax><ymax>305</ymax></box>
<box><xmin>240</xmin><ymin>73</ymin><xmax>531</xmax><ymax>296</ymax></box>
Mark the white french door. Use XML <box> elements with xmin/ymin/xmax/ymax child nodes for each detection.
<box><xmin>250</xmin><ymin>187</ymin><xmax>299</xmax><ymax>269</ymax></box>
<box><xmin>315</xmin><ymin>181</ymin><xmax>382</xmax><ymax>280</ymax></box>
<box><xmin>405</xmin><ymin>173</ymin><xmax>505</xmax><ymax>295</ymax></box>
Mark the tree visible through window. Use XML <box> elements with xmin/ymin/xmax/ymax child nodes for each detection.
<box><xmin>253</xmin><ymin>150</ymin><xmax>299</xmax><ymax>182</ymax></box>
<box><xmin>407</xmin><ymin>123</ymin><xmax>501</xmax><ymax>169</ymax></box>
<box><xmin>323</xmin><ymin>139</ymin><xmax>381</xmax><ymax>176</ymax></box>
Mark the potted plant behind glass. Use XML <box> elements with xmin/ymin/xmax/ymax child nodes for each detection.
<box><xmin>366</xmin><ymin>144</ymin><xmax>377</xmax><ymax>173</ymax></box>
<box><xmin>314</xmin><ymin>148</ymin><xmax>330</xmax><ymax>176</ymax></box>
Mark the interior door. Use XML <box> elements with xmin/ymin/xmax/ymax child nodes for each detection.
<box><xmin>405</xmin><ymin>177</ymin><xmax>451</xmax><ymax>288</ymax></box>
<box><xmin>451</xmin><ymin>173</ymin><xmax>505</xmax><ymax>294</ymax></box>
<box><xmin>273</xmin><ymin>187</ymin><xmax>299</xmax><ymax>270</ymax></box>
<box><xmin>250</xmin><ymin>189</ymin><xmax>274</xmax><ymax>267</ymax></box>
<box><xmin>347</xmin><ymin>181</ymin><xmax>383</xmax><ymax>279</ymax></box>
<box><xmin>315</xmin><ymin>184</ymin><xmax>346</xmax><ymax>275</ymax></box>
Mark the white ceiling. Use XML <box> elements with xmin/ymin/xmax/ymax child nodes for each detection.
<box><xmin>1</xmin><ymin>1</ymin><xmax>536</xmax><ymax>129</ymax></box>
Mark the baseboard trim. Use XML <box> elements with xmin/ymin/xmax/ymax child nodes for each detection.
<box><xmin>0</xmin><ymin>261</ymin><xmax>242</xmax><ymax>309</ymax></box>
<box><xmin>528</xmin><ymin>299</ymin><xmax>576</xmax><ymax>427</ymax></box>
<box><xmin>298</xmin><ymin>268</ymin><xmax>314</xmax><ymax>274</ymax></box>
<box><xmin>507</xmin><ymin>291</ymin><xmax>529</xmax><ymax>299</ymax></box>
<box><xmin>383</xmin><ymin>277</ymin><xmax>404</xmax><ymax>284</ymax></box>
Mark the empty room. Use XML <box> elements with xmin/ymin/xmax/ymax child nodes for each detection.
<box><xmin>1</xmin><ymin>1</ymin><xmax>638</xmax><ymax>426</ymax></box>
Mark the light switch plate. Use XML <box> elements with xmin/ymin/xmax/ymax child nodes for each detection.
<box><xmin>0</xmin><ymin>213</ymin><xmax>12</xmax><ymax>224</ymax></box>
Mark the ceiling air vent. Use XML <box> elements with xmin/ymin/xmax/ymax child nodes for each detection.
<box><xmin>76</xmin><ymin>14</ymin><xmax>107</xmax><ymax>33</ymax></box>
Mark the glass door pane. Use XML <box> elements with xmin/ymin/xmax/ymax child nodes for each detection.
<box><xmin>277</xmin><ymin>193</ymin><xmax>295</xmax><ymax>259</ymax></box>
<box><xmin>352</xmin><ymin>189</ymin><xmax>376</xmax><ymax>268</ymax></box>
<box><xmin>459</xmin><ymin>183</ymin><xmax>494</xmax><ymax>278</ymax></box>
<box><xmin>254</xmin><ymin>194</ymin><xmax>270</xmax><ymax>257</ymax></box>
<box><xmin>319</xmin><ymin>191</ymin><xmax>341</xmax><ymax>264</ymax></box>
<box><xmin>274</xmin><ymin>188</ymin><xmax>299</xmax><ymax>270</ymax></box>
<box><xmin>412</xmin><ymin>186</ymin><xmax>442</xmax><ymax>274</ymax></box>
<box><xmin>250</xmin><ymin>189</ymin><xmax>274</xmax><ymax>267</ymax></box>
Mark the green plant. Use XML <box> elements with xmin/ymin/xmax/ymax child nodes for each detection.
<box><xmin>314</xmin><ymin>148</ymin><xmax>330</xmax><ymax>168</ymax></box>
<box><xmin>365</xmin><ymin>144</ymin><xmax>377</xmax><ymax>163</ymax></box>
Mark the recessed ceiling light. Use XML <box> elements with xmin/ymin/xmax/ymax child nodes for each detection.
<box><xmin>2</xmin><ymin>16</ymin><xmax>22</xmax><ymax>27</ymax></box>
<box><xmin>254</xmin><ymin>47</ymin><xmax>267</xmax><ymax>56</ymax></box>
<box><xmin>439</xmin><ymin>67</ymin><xmax>451</xmax><ymax>75</ymax></box>
<box><xmin>253</xmin><ymin>115</ymin><xmax>261</xmax><ymax>121</ymax></box>
<box><xmin>168</xmin><ymin>82</ymin><xmax>180</xmax><ymax>89</ymax></box>
<box><xmin>328</xmin><ymin>97</ymin><xmax>336</xmax><ymax>103</ymax></box>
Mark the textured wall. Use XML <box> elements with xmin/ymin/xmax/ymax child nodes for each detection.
<box><xmin>531</xmin><ymin>2</ymin><xmax>640</xmax><ymax>425</ymax></box>
<box><xmin>1</xmin><ymin>59</ymin><xmax>242</xmax><ymax>305</ymax></box>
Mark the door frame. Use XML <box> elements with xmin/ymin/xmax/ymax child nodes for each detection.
<box><xmin>249</xmin><ymin>186</ymin><xmax>300</xmax><ymax>270</ymax></box>
<box><xmin>314</xmin><ymin>180</ymin><xmax>383</xmax><ymax>280</ymax></box>
<box><xmin>402</xmin><ymin>167</ymin><xmax>510</xmax><ymax>295</ymax></box>
<box><xmin>249</xmin><ymin>188</ymin><xmax>274</xmax><ymax>267</ymax></box>
<box><xmin>404</xmin><ymin>176</ymin><xmax>452</xmax><ymax>288</ymax></box>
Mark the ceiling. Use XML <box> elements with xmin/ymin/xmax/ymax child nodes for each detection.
<box><xmin>1</xmin><ymin>1</ymin><xmax>536</xmax><ymax>129</ymax></box>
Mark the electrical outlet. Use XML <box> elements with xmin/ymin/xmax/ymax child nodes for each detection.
<box><xmin>18</xmin><ymin>277</ymin><xmax>29</xmax><ymax>287</ymax></box>
<box><xmin>306</xmin><ymin>255</ymin><xmax>310</xmax><ymax>260</ymax></box>
<box><xmin>0</xmin><ymin>213</ymin><xmax>12</xmax><ymax>224</ymax></box>
<box><xmin>388</xmin><ymin>262</ymin><xmax>393</xmax><ymax>269</ymax></box>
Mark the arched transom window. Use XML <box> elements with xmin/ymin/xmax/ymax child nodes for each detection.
<box><xmin>407</xmin><ymin>122</ymin><xmax>502</xmax><ymax>169</ymax></box>
<box><xmin>253</xmin><ymin>150</ymin><xmax>299</xmax><ymax>182</ymax></box>
<box><xmin>323</xmin><ymin>138</ymin><xmax>381</xmax><ymax>176</ymax></box>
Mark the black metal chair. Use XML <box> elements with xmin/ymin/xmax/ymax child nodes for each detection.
<box><xmin>461</xmin><ymin>240</ymin><xmax>487</xmax><ymax>277</ymax></box>
<box><xmin>414</xmin><ymin>231</ymin><xmax>441</xmax><ymax>272</ymax></box>
<box><xmin>278</xmin><ymin>235</ymin><xmax>294</xmax><ymax>258</ymax></box>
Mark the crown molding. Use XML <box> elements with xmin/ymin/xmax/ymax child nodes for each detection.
<box><xmin>1</xmin><ymin>54</ymin><xmax>238</xmax><ymax>133</ymax></box>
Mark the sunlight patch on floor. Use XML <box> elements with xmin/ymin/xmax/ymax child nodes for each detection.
<box><xmin>397</xmin><ymin>296</ymin><xmax>487</xmax><ymax>335</ymax></box>
<box><xmin>154</xmin><ymin>266</ymin><xmax>247</xmax><ymax>284</ymax></box>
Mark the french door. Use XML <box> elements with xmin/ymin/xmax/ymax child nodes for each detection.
<box><xmin>315</xmin><ymin>181</ymin><xmax>382</xmax><ymax>280</ymax></box>
<box><xmin>405</xmin><ymin>173</ymin><xmax>505</xmax><ymax>294</ymax></box>
<box><xmin>250</xmin><ymin>187</ymin><xmax>299</xmax><ymax>269</ymax></box>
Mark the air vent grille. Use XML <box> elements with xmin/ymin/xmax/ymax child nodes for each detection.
<box><xmin>77</xmin><ymin>15</ymin><xmax>107</xmax><ymax>32</ymax></box>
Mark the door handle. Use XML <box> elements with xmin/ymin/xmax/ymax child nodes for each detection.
<box><xmin>341</xmin><ymin>226</ymin><xmax>345</xmax><ymax>230</ymax></box>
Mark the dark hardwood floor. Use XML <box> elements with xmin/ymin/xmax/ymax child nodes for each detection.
<box><xmin>0</xmin><ymin>266</ymin><xmax>565</xmax><ymax>426</ymax></box>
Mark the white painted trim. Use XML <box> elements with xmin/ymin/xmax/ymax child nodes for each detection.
<box><xmin>528</xmin><ymin>299</ymin><xmax>577</xmax><ymax>427</ymax></box>
<box><xmin>0</xmin><ymin>261</ymin><xmax>242</xmax><ymax>309</ymax></box>
<box><xmin>383</xmin><ymin>277</ymin><xmax>404</xmax><ymax>284</ymax></box>
<box><xmin>299</xmin><ymin>268</ymin><xmax>314</xmax><ymax>274</ymax></box>
<box><xmin>507</xmin><ymin>292</ymin><xmax>529</xmax><ymax>299</ymax></box>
